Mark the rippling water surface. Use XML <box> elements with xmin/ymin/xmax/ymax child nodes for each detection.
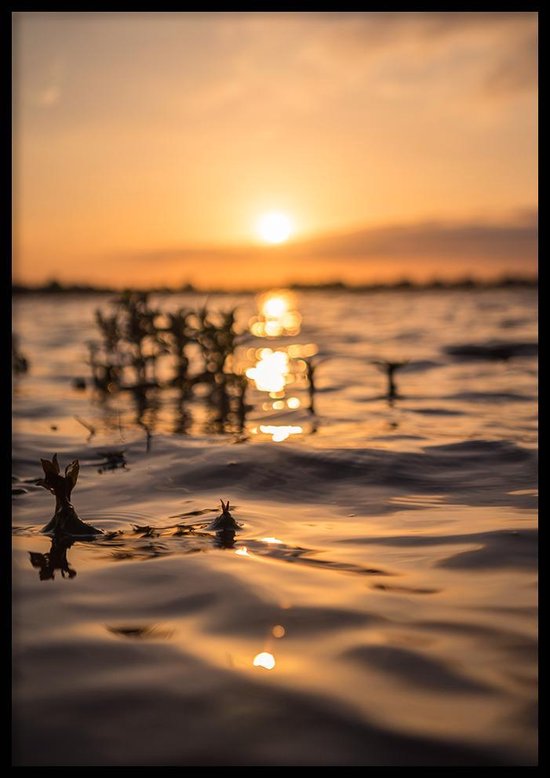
<box><xmin>12</xmin><ymin>288</ymin><xmax>538</xmax><ymax>765</ymax></box>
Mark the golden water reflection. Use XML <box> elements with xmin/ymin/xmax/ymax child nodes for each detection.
<box><xmin>246</xmin><ymin>349</ymin><xmax>290</xmax><ymax>393</ymax></box>
<box><xmin>257</xmin><ymin>424</ymin><xmax>304</xmax><ymax>442</ymax></box>
<box><xmin>249</xmin><ymin>290</ymin><xmax>302</xmax><ymax>338</ymax></box>
<box><xmin>244</xmin><ymin>347</ymin><xmax>317</xmax><ymax>398</ymax></box>
<box><xmin>253</xmin><ymin>651</ymin><xmax>276</xmax><ymax>670</ymax></box>
<box><xmin>242</xmin><ymin>291</ymin><xmax>319</xmax><ymax>441</ymax></box>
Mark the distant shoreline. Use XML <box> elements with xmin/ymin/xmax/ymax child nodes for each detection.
<box><xmin>12</xmin><ymin>276</ymin><xmax>538</xmax><ymax>296</ymax></box>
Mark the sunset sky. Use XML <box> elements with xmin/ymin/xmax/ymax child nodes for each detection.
<box><xmin>12</xmin><ymin>12</ymin><xmax>538</xmax><ymax>289</ymax></box>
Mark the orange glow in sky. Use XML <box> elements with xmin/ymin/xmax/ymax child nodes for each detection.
<box><xmin>12</xmin><ymin>12</ymin><xmax>537</xmax><ymax>289</ymax></box>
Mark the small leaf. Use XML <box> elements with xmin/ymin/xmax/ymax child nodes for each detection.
<box><xmin>65</xmin><ymin>460</ymin><xmax>79</xmax><ymax>490</ymax></box>
<box><xmin>40</xmin><ymin>458</ymin><xmax>58</xmax><ymax>479</ymax></box>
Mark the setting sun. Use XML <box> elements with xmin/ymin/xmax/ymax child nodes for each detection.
<box><xmin>257</xmin><ymin>212</ymin><xmax>293</xmax><ymax>244</ymax></box>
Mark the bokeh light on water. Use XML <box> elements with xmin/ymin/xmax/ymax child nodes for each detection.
<box><xmin>12</xmin><ymin>287</ymin><xmax>538</xmax><ymax>449</ymax></box>
<box><xmin>248</xmin><ymin>290</ymin><xmax>302</xmax><ymax>338</ymax></box>
<box><xmin>256</xmin><ymin>425</ymin><xmax>304</xmax><ymax>442</ymax></box>
<box><xmin>252</xmin><ymin>652</ymin><xmax>276</xmax><ymax>670</ymax></box>
<box><xmin>246</xmin><ymin>349</ymin><xmax>290</xmax><ymax>393</ymax></box>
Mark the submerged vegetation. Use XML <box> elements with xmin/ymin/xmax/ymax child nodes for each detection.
<box><xmin>88</xmin><ymin>291</ymin><xmax>312</xmax><ymax>436</ymax></box>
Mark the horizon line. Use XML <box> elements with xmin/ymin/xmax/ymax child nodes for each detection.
<box><xmin>12</xmin><ymin>273</ymin><xmax>538</xmax><ymax>296</ymax></box>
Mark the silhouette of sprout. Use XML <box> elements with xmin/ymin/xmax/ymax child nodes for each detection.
<box><xmin>304</xmin><ymin>356</ymin><xmax>327</xmax><ymax>415</ymax></box>
<box><xmin>38</xmin><ymin>454</ymin><xmax>102</xmax><ymax>536</ymax></box>
<box><xmin>209</xmin><ymin>499</ymin><xmax>240</xmax><ymax>531</ymax></box>
<box><xmin>372</xmin><ymin>360</ymin><xmax>409</xmax><ymax>399</ymax></box>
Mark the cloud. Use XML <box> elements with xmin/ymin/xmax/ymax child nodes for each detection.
<box><xmin>297</xmin><ymin>214</ymin><xmax>538</xmax><ymax>262</ymax></box>
<box><xmin>114</xmin><ymin>211</ymin><xmax>537</xmax><ymax>286</ymax></box>
<box><xmin>484</xmin><ymin>26</ymin><xmax>538</xmax><ymax>95</ymax></box>
<box><xmin>15</xmin><ymin>12</ymin><xmax>537</xmax><ymax>130</ymax></box>
<box><xmin>189</xmin><ymin>12</ymin><xmax>538</xmax><ymax>121</ymax></box>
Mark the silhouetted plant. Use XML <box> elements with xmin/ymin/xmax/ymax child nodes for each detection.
<box><xmin>95</xmin><ymin>308</ymin><xmax>121</xmax><ymax>355</ymax></box>
<box><xmin>372</xmin><ymin>360</ymin><xmax>409</xmax><ymax>399</ymax></box>
<box><xmin>194</xmin><ymin>306</ymin><xmax>238</xmax><ymax>379</ymax></box>
<box><xmin>91</xmin><ymin>296</ymin><xmax>251</xmax><ymax>436</ymax></box>
<box><xmin>208</xmin><ymin>499</ymin><xmax>240</xmax><ymax>531</ymax></box>
<box><xmin>162</xmin><ymin>308</ymin><xmax>194</xmax><ymax>393</ymax></box>
<box><xmin>115</xmin><ymin>291</ymin><xmax>165</xmax><ymax>387</ymax></box>
<box><xmin>38</xmin><ymin>454</ymin><xmax>102</xmax><ymax>536</ymax></box>
<box><xmin>303</xmin><ymin>356</ymin><xmax>329</xmax><ymax>415</ymax></box>
<box><xmin>86</xmin><ymin>339</ymin><xmax>122</xmax><ymax>392</ymax></box>
<box><xmin>305</xmin><ymin>358</ymin><xmax>317</xmax><ymax>414</ymax></box>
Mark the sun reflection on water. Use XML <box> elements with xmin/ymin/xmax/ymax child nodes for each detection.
<box><xmin>258</xmin><ymin>425</ymin><xmax>303</xmax><ymax>442</ymax></box>
<box><xmin>240</xmin><ymin>290</ymin><xmax>319</xmax><ymax>441</ymax></box>
<box><xmin>246</xmin><ymin>349</ymin><xmax>290</xmax><ymax>393</ymax></box>
<box><xmin>249</xmin><ymin>291</ymin><xmax>302</xmax><ymax>338</ymax></box>
<box><xmin>263</xmin><ymin>296</ymin><xmax>288</xmax><ymax>318</ymax></box>
<box><xmin>253</xmin><ymin>651</ymin><xmax>276</xmax><ymax>670</ymax></box>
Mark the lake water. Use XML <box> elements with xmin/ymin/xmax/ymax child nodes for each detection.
<box><xmin>12</xmin><ymin>288</ymin><xmax>538</xmax><ymax>765</ymax></box>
